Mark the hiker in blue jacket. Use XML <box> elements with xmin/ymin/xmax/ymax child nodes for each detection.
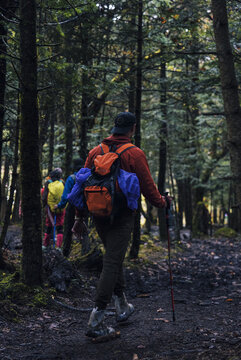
<box><xmin>54</xmin><ymin>158</ymin><xmax>84</xmax><ymax>257</ymax></box>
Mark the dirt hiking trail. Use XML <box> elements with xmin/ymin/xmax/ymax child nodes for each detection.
<box><xmin>0</xmin><ymin>233</ymin><xmax>241</xmax><ymax>360</ymax></box>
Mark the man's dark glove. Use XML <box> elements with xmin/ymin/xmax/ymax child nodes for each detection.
<box><xmin>164</xmin><ymin>192</ymin><xmax>171</xmax><ymax>209</ymax></box>
<box><xmin>72</xmin><ymin>217</ymin><xmax>88</xmax><ymax>241</ymax></box>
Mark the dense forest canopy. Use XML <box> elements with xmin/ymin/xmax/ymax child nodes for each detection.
<box><xmin>1</xmin><ymin>0</ymin><xmax>241</xmax><ymax>279</ymax></box>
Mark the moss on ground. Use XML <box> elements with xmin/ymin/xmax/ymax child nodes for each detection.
<box><xmin>214</xmin><ymin>227</ymin><xmax>237</xmax><ymax>239</ymax></box>
<box><xmin>0</xmin><ymin>271</ymin><xmax>55</xmax><ymax>321</ymax></box>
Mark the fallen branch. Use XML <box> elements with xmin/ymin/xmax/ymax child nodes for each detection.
<box><xmin>50</xmin><ymin>297</ymin><xmax>115</xmax><ymax>315</ymax></box>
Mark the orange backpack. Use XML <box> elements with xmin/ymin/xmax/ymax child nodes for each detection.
<box><xmin>84</xmin><ymin>143</ymin><xmax>135</xmax><ymax>218</ymax></box>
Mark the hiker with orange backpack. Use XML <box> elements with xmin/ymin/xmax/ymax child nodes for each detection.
<box><xmin>42</xmin><ymin>168</ymin><xmax>65</xmax><ymax>251</ymax></box>
<box><xmin>83</xmin><ymin>112</ymin><xmax>166</xmax><ymax>339</ymax></box>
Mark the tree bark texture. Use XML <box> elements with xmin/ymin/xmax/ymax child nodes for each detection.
<box><xmin>0</xmin><ymin>1</ymin><xmax>8</xmax><ymax>216</ymax></box>
<box><xmin>12</xmin><ymin>177</ymin><xmax>21</xmax><ymax>223</ymax></box>
<box><xmin>39</xmin><ymin>108</ymin><xmax>50</xmax><ymax>172</ymax></box>
<box><xmin>64</xmin><ymin>66</ymin><xmax>73</xmax><ymax>177</ymax></box>
<box><xmin>128</xmin><ymin>13</ymin><xmax>136</xmax><ymax>114</ymax></box>
<box><xmin>20</xmin><ymin>0</ymin><xmax>42</xmax><ymax>286</ymax></box>
<box><xmin>130</xmin><ymin>0</ymin><xmax>143</xmax><ymax>259</ymax></box>
<box><xmin>211</xmin><ymin>0</ymin><xmax>241</xmax><ymax>230</ymax></box>
<box><xmin>48</xmin><ymin>110</ymin><xmax>55</xmax><ymax>174</ymax></box>
<box><xmin>184</xmin><ymin>178</ymin><xmax>193</xmax><ymax>229</ymax></box>
<box><xmin>177</xmin><ymin>180</ymin><xmax>185</xmax><ymax>229</ymax></box>
<box><xmin>0</xmin><ymin>104</ymin><xmax>20</xmax><ymax>248</ymax></box>
<box><xmin>158</xmin><ymin>62</ymin><xmax>168</xmax><ymax>241</ymax></box>
<box><xmin>79</xmin><ymin>24</ymin><xmax>92</xmax><ymax>161</ymax></box>
<box><xmin>0</xmin><ymin>157</ymin><xmax>10</xmax><ymax>221</ymax></box>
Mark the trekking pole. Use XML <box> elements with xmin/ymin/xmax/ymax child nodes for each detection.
<box><xmin>164</xmin><ymin>192</ymin><xmax>176</xmax><ymax>322</ymax></box>
<box><xmin>53</xmin><ymin>214</ymin><xmax>56</xmax><ymax>248</ymax></box>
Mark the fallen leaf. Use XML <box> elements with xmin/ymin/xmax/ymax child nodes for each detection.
<box><xmin>156</xmin><ymin>308</ymin><xmax>164</xmax><ymax>313</ymax></box>
<box><xmin>42</xmin><ymin>313</ymin><xmax>51</xmax><ymax>319</ymax></box>
<box><xmin>137</xmin><ymin>345</ymin><xmax>145</xmax><ymax>349</ymax></box>
<box><xmin>49</xmin><ymin>323</ymin><xmax>59</xmax><ymax>330</ymax></box>
<box><xmin>2</xmin><ymin>328</ymin><xmax>10</xmax><ymax>333</ymax></box>
<box><xmin>226</xmin><ymin>298</ymin><xmax>233</xmax><ymax>302</ymax></box>
<box><xmin>154</xmin><ymin>318</ymin><xmax>169</xmax><ymax>322</ymax></box>
<box><xmin>137</xmin><ymin>294</ymin><xmax>150</xmax><ymax>298</ymax></box>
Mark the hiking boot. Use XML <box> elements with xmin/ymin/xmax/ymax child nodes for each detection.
<box><xmin>86</xmin><ymin>307</ymin><xmax>115</xmax><ymax>338</ymax></box>
<box><xmin>115</xmin><ymin>293</ymin><xmax>134</xmax><ymax>322</ymax></box>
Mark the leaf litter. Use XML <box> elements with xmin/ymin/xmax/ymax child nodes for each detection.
<box><xmin>0</xmin><ymin>229</ymin><xmax>241</xmax><ymax>359</ymax></box>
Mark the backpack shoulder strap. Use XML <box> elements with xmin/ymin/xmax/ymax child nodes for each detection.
<box><xmin>70</xmin><ymin>174</ymin><xmax>76</xmax><ymax>182</ymax></box>
<box><xmin>115</xmin><ymin>143</ymin><xmax>136</xmax><ymax>156</ymax></box>
<box><xmin>99</xmin><ymin>143</ymin><xmax>109</xmax><ymax>154</ymax></box>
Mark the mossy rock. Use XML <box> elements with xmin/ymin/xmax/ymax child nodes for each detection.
<box><xmin>193</xmin><ymin>202</ymin><xmax>210</xmax><ymax>236</ymax></box>
<box><xmin>31</xmin><ymin>287</ymin><xmax>51</xmax><ymax>307</ymax></box>
<box><xmin>0</xmin><ymin>272</ymin><xmax>27</xmax><ymax>303</ymax></box>
<box><xmin>214</xmin><ymin>227</ymin><xmax>237</xmax><ymax>239</ymax></box>
<box><xmin>0</xmin><ymin>271</ymin><xmax>54</xmax><ymax>314</ymax></box>
<box><xmin>0</xmin><ymin>299</ymin><xmax>19</xmax><ymax>322</ymax></box>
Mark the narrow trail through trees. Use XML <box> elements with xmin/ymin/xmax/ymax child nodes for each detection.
<box><xmin>1</xmin><ymin>233</ymin><xmax>241</xmax><ymax>360</ymax></box>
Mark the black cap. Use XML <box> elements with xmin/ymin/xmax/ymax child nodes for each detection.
<box><xmin>72</xmin><ymin>158</ymin><xmax>84</xmax><ymax>172</ymax></box>
<box><xmin>50</xmin><ymin>168</ymin><xmax>62</xmax><ymax>180</ymax></box>
<box><xmin>111</xmin><ymin>112</ymin><xmax>136</xmax><ymax>135</ymax></box>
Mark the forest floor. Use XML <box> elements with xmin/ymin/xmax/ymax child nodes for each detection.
<box><xmin>0</xmin><ymin>226</ymin><xmax>241</xmax><ymax>360</ymax></box>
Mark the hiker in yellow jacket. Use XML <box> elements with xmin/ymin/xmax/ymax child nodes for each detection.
<box><xmin>41</xmin><ymin>168</ymin><xmax>65</xmax><ymax>251</ymax></box>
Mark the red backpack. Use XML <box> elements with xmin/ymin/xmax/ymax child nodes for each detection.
<box><xmin>84</xmin><ymin>143</ymin><xmax>135</xmax><ymax>218</ymax></box>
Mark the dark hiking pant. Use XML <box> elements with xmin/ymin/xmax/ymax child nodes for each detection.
<box><xmin>94</xmin><ymin>209</ymin><xmax>135</xmax><ymax>310</ymax></box>
<box><xmin>62</xmin><ymin>203</ymin><xmax>75</xmax><ymax>257</ymax></box>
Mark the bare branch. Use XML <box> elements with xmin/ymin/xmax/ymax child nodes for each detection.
<box><xmin>1</xmin><ymin>49</ymin><xmax>20</xmax><ymax>61</ymax></box>
<box><xmin>39</xmin><ymin>53</ymin><xmax>61</xmax><ymax>62</ymax></box>
<box><xmin>0</xmin><ymin>6</ymin><xmax>20</xmax><ymax>21</ymax></box>
<box><xmin>37</xmin><ymin>85</ymin><xmax>53</xmax><ymax>92</ymax></box>
<box><xmin>0</xmin><ymin>11</ymin><xmax>19</xmax><ymax>24</ymax></box>
<box><xmin>64</xmin><ymin>0</ymin><xmax>82</xmax><ymax>19</ymax></box>
<box><xmin>6</xmin><ymin>81</ymin><xmax>20</xmax><ymax>92</ymax></box>
<box><xmin>201</xmin><ymin>112</ymin><xmax>225</xmax><ymax>116</ymax></box>
<box><xmin>44</xmin><ymin>15</ymin><xmax>79</xmax><ymax>26</ymax></box>
<box><xmin>37</xmin><ymin>43</ymin><xmax>62</xmax><ymax>47</ymax></box>
<box><xmin>10</xmin><ymin>61</ymin><xmax>23</xmax><ymax>88</ymax></box>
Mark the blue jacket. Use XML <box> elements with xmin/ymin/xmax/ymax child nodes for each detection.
<box><xmin>57</xmin><ymin>173</ymin><xmax>76</xmax><ymax>209</ymax></box>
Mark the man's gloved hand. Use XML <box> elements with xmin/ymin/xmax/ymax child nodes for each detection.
<box><xmin>72</xmin><ymin>217</ymin><xmax>87</xmax><ymax>241</ymax></box>
<box><xmin>164</xmin><ymin>192</ymin><xmax>172</xmax><ymax>209</ymax></box>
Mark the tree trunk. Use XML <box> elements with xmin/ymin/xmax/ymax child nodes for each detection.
<box><xmin>80</xmin><ymin>72</ymin><xmax>90</xmax><ymax>161</ymax></box>
<box><xmin>64</xmin><ymin>65</ymin><xmax>73</xmax><ymax>177</ymax></box>
<box><xmin>0</xmin><ymin>157</ymin><xmax>10</xmax><ymax>222</ymax></box>
<box><xmin>0</xmin><ymin>0</ymin><xmax>8</xmax><ymax>216</ymax></box>
<box><xmin>0</xmin><ymin>103</ymin><xmax>20</xmax><ymax>249</ymax></box>
<box><xmin>39</xmin><ymin>108</ymin><xmax>50</xmax><ymax>172</ymax></box>
<box><xmin>79</xmin><ymin>24</ymin><xmax>92</xmax><ymax>161</ymax></box>
<box><xmin>184</xmin><ymin>178</ymin><xmax>193</xmax><ymax>230</ymax></box>
<box><xmin>212</xmin><ymin>0</ymin><xmax>241</xmax><ymax>231</ymax></box>
<box><xmin>128</xmin><ymin>13</ymin><xmax>136</xmax><ymax>114</ymax></box>
<box><xmin>158</xmin><ymin>62</ymin><xmax>168</xmax><ymax>241</ymax></box>
<box><xmin>12</xmin><ymin>177</ymin><xmax>21</xmax><ymax>223</ymax></box>
<box><xmin>48</xmin><ymin>110</ymin><xmax>55</xmax><ymax>174</ymax></box>
<box><xmin>177</xmin><ymin>180</ymin><xmax>184</xmax><ymax>229</ymax></box>
<box><xmin>20</xmin><ymin>0</ymin><xmax>42</xmax><ymax>286</ymax></box>
<box><xmin>130</xmin><ymin>0</ymin><xmax>143</xmax><ymax>259</ymax></box>
<box><xmin>143</xmin><ymin>200</ymin><xmax>154</xmax><ymax>234</ymax></box>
